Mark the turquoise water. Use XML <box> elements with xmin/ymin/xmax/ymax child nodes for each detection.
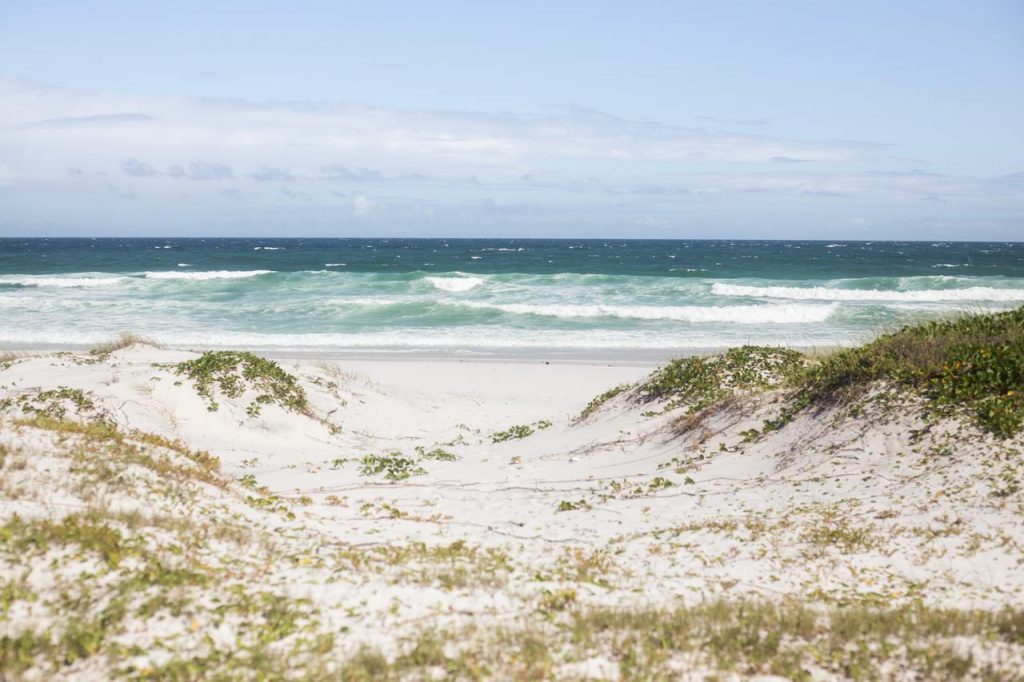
<box><xmin>1</xmin><ymin>238</ymin><xmax>1023</xmax><ymax>356</ymax></box>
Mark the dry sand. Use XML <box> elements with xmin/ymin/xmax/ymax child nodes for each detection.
<box><xmin>1</xmin><ymin>344</ymin><xmax>1022</xmax><ymax>679</ymax></box>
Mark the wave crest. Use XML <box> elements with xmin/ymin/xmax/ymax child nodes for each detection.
<box><xmin>424</xmin><ymin>276</ymin><xmax>485</xmax><ymax>292</ymax></box>
<box><xmin>712</xmin><ymin>283</ymin><xmax>1024</xmax><ymax>302</ymax></box>
<box><xmin>143</xmin><ymin>270</ymin><xmax>274</xmax><ymax>281</ymax></box>
<box><xmin>468</xmin><ymin>302</ymin><xmax>836</xmax><ymax>323</ymax></box>
<box><xmin>0</xmin><ymin>275</ymin><xmax>127</xmax><ymax>288</ymax></box>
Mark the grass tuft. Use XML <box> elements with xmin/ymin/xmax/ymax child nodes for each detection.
<box><xmin>89</xmin><ymin>333</ymin><xmax>161</xmax><ymax>356</ymax></box>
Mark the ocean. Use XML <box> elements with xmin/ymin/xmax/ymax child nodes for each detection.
<box><xmin>1</xmin><ymin>238</ymin><xmax>1023</xmax><ymax>358</ymax></box>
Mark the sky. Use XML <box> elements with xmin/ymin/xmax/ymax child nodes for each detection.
<box><xmin>0</xmin><ymin>0</ymin><xmax>1022</xmax><ymax>239</ymax></box>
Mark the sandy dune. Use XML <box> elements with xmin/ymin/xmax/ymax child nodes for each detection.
<box><xmin>1</xmin><ymin>344</ymin><xmax>1022</xmax><ymax>679</ymax></box>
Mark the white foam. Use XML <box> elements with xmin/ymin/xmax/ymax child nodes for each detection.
<box><xmin>324</xmin><ymin>263</ymin><xmax>346</xmax><ymax>267</ymax></box>
<box><xmin>142</xmin><ymin>270</ymin><xmax>274</xmax><ymax>281</ymax></box>
<box><xmin>425</xmin><ymin>276</ymin><xmax>485</xmax><ymax>292</ymax></box>
<box><xmin>0</xmin><ymin>274</ymin><xmax>128</xmax><ymax>288</ymax></box>
<box><xmin>712</xmin><ymin>283</ymin><xmax>1024</xmax><ymax>302</ymax></box>
<box><xmin>177</xmin><ymin>263</ymin><xmax>191</xmax><ymax>267</ymax></box>
<box><xmin>0</xmin><ymin>328</ymin><xmax>836</xmax><ymax>351</ymax></box>
<box><xmin>468</xmin><ymin>302</ymin><xmax>836</xmax><ymax>324</ymax></box>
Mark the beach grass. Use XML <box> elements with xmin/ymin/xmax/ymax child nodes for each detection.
<box><xmin>89</xmin><ymin>333</ymin><xmax>161</xmax><ymax>356</ymax></box>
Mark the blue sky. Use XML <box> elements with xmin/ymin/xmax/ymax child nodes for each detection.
<box><xmin>0</xmin><ymin>0</ymin><xmax>1021</xmax><ymax>238</ymax></box>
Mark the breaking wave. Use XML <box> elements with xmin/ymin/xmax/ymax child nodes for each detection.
<box><xmin>712</xmin><ymin>283</ymin><xmax>1024</xmax><ymax>302</ymax></box>
<box><xmin>142</xmin><ymin>270</ymin><xmax>275</xmax><ymax>281</ymax></box>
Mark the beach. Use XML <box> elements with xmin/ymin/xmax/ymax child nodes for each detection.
<box><xmin>3</xmin><ymin>239</ymin><xmax>1024</xmax><ymax>678</ymax></box>
<box><xmin>2</xmin><ymin>322</ymin><xmax>1023</xmax><ymax>678</ymax></box>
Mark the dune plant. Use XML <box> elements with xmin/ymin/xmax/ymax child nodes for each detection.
<box><xmin>777</xmin><ymin>306</ymin><xmax>1024</xmax><ymax>437</ymax></box>
<box><xmin>636</xmin><ymin>345</ymin><xmax>805</xmax><ymax>414</ymax></box>
<box><xmin>174</xmin><ymin>351</ymin><xmax>309</xmax><ymax>417</ymax></box>
<box><xmin>89</xmin><ymin>333</ymin><xmax>160</xmax><ymax>356</ymax></box>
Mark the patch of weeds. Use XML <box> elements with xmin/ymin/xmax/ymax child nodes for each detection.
<box><xmin>800</xmin><ymin>509</ymin><xmax>879</xmax><ymax>556</ymax></box>
<box><xmin>0</xmin><ymin>512</ymin><xmax>131</xmax><ymax>568</ymax></box>
<box><xmin>658</xmin><ymin>454</ymin><xmax>704</xmax><ymax>474</ymax></box>
<box><xmin>577</xmin><ymin>383</ymin><xmax>633</xmax><ymax>422</ymax></box>
<box><xmin>556</xmin><ymin>499</ymin><xmax>590</xmax><ymax>512</ymax></box>
<box><xmin>18</xmin><ymin>415</ymin><xmax>225</xmax><ymax>490</ymax></box>
<box><xmin>636</xmin><ymin>346</ymin><xmax>805</xmax><ymax>414</ymax></box>
<box><xmin>0</xmin><ymin>352</ymin><xmax>26</xmax><ymax>371</ymax></box>
<box><xmin>174</xmin><ymin>351</ymin><xmax>309</xmax><ymax>417</ymax></box>
<box><xmin>491</xmin><ymin>419</ymin><xmax>553</xmax><ymax>443</ymax></box>
<box><xmin>414</xmin><ymin>446</ymin><xmax>458</xmax><ymax>461</ymax></box>
<box><xmin>537</xmin><ymin>588</ymin><xmax>577</xmax><ymax>613</ymax></box>
<box><xmin>89</xmin><ymin>333</ymin><xmax>160</xmax><ymax>357</ymax></box>
<box><xmin>774</xmin><ymin>306</ymin><xmax>1024</xmax><ymax>437</ymax></box>
<box><xmin>0</xmin><ymin>630</ymin><xmax>52</xmax><ymax>675</ymax></box>
<box><xmin>0</xmin><ymin>578</ymin><xmax>35</xmax><ymax>617</ymax></box>
<box><xmin>740</xmin><ymin>427</ymin><xmax>761</xmax><ymax>443</ymax></box>
<box><xmin>0</xmin><ymin>387</ymin><xmax>107</xmax><ymax>422</ymax></box>
<box><xmin>552</xmin><ymin>547</ymin><xmax>617</xmax><ymax>586</ymax></box>
<box><xmin>360</xmin><ymin>452</ymin><xmax>427</xmax><ymax>481</ymax></box>
<box><xmin>646</xmin><ymin>476</ymin><xmax>675</xmax><ymax>493</ymax></box>
<box><xmin>245</xmin><ymin>493</ymin><xmax>296</xmax><ymax>520</ymax></box>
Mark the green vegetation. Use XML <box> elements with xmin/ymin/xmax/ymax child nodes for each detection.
<box><xmin>556</xmin><ymin>499</ymin><xmax>590</xmax><ymax>512</ymax></box>
<box><xmin>0</xmin><ymin>352</ymin><xmax>24</xmax><ymax>371</ymax></box>
<box><xmin>0</xmin><ymin>417</ymin><xmax>332</xmax><ymax>680</ymax></box>
<box><xmin>10</xmin><ymin>415</ymin><xmax>225</xmax><ymax>492</ymax></box>
<box><xmin>359</xmin><ymin>452</ymin><xmax>427</xmax><ymax>481</ymax></box>
<box><xmin>636</xmin><ymin>345</ymin><xmax>805</xmax><ymax>414</ymax></box>
<box><xmin>1</xmin><ymin>513</ymin><xmax>129</xmax><ymax>568</ymax></box>
<box><xmin>174</xmin><ymin>351</ymin><xmax>309</xmax><ymax>417</ymax></box>
<box><xmin>776</xmin><ymin>306</ymin><xmax>1024</xmax><ymax>437</ymax></box>
<box><xmin>336</xmin><ymin>598</ymin><xmax>1024</xmax><ymax>681</ymax></box>
<box><xmin>89</xmin><ymin>333</ymin><xmax>160</xmax><ymax>357</ymax></box>
<box><xmin>491</xmin><ymin>419</ymin><xmax>552</xmax><ymax>443</ymax></box>
<box><xmin>576</xmin><ymin>383</ymin><xmax>632</xmax><ymax>421</ymax></box>
<box><xmin>0</xmin><ymin>387</ymin><xmax>106</xmax><ymax>422</ymax></box>
<box><xmin>414</xmin><ymin>445</ymin><xmax>458</xmax><ymax>461</ymax></box>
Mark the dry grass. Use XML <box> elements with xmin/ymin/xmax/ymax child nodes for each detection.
<box><xmin>89</xmin><ymin>333</ymin><xmax>161</xmax><ymax>356</ymax></box>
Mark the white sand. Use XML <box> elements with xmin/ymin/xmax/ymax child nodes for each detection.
<box><xmin>1</xmin><ymin>343</ymin><xmax>1023</xmax><ymax>677</ymax></box>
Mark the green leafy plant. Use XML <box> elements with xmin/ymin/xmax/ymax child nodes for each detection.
<box><xmin>491</xmin><ymin>420</ymin><xmax>552</xmax><ymax>443</ymax></box>
<box><xmin>174</xmin><ymin>351</ymin><xmax>309</xmax><ymax>417</ymax></box>
<box><xmin>773</xmin><ymin>306</ymin><xmax>1024</xmax><ymax>437</ymax></box>
<box><xmin>636</xmin><ymin>346</ymin><xmax>805</xmax><ymax>414</ymax></box>
<box><xmin>577</xmin><ymin>384</ymin><xmax>632</xmax><ymax>421</ymax></box>
<box><xmin>359</xmin><ymin>453</ymin><xmax>427</xmax><ymax>481</ymax></box>
<box><xmin>414</xmin><ymin>446</ymin><xmax>458</xmax><ymax>461</ymax></box>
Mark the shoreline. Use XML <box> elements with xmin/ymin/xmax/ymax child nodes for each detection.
<box><xmin>0</xmin><ymin>341</ymin><xmax>849</xmax><ymax>366</ymax></box>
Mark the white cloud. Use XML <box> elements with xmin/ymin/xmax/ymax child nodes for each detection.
<box><xmin>120</xmin><ymin>157</ymin><xmax>159</xmax><ymax>177</ymax></box>
<box><xmin>0</xmin><ymin>77</ymin><xmax>878</xmax><ymax>182</ymax></box>
<box><xmin>0</xmin><ymin>77</ymin><xmax>1020</xmax><ymax>237</ymax></box>
<box><xmin>351</xmin><ymin>193</ymin><xmax>373</xmax><ymax>217</ymax></box>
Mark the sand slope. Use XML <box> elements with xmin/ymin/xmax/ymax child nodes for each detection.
<box><xmin>1</xmin><ymin>345</ymin><xmax>1022</xmax><ymax>679</ymax></box>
